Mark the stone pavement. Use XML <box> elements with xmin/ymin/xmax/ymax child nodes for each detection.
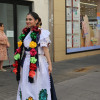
<box><xmin>0</xmin><ymin>54</ymin><xmax>100</xmax><ymax>100</ymax></box>
<box><xmin>55</xmin><ymin>70</ymin><xmax>100</xmax><ymax>100</ymax></box>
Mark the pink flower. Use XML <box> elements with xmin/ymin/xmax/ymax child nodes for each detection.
<box><xmin>30</xmin><ymin>49</ymin><xmax>37</xmax><ymax>56</ymax></box>
<box><xmin>15</xmin><ymin>48</ymin><xmax>21</xmax><ymax>54</ymax></box>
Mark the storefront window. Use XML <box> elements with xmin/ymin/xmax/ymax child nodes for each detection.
<box><xmin>66</xmin><ymin>0</ymin><xmax>100</xmax><ymax>53</ymax></box>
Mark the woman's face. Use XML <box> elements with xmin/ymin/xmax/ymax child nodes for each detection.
<box><xmin>0</xmin><ymin>24</ymin><xmax>4</xmax><ymax>31</ymax></box>
<box><xmin>26</xmin><ymin>14</ymin><xmax>38</xmax><ymax>28</ymax></box>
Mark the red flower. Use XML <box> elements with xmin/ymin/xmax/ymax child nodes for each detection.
<box><xmin>15</xmin><ymin>48</ymin><xmax>21</xmax><ymax>55</ymax></box>
<box><xmin>31</xmin><ymin>26</ymin><xmax>39</xmax><ymax>32</ymax></box>
<box><xmin>30</xmin><ymin>49</ymin><xmax>37</xmax><ymax>56</ymax></box>
<box><xmin>29</xmin><ymin>71</ymin><xmax>35</xmax><ymax>78</ymax></box>
<box><xmin>30</xmin><ymin>63</ymin><xmax>37</xmax><ymax>71</ymax></box>
<box><xmin>13</xmin><ymin>61</ymin><xmax>18</xmax><ymax>68</ymax></box>
<box><xmin>22</xmin><ymin>27</ymin><xmax>28</xmax><ymax>34</ymax></box>
<box><xmin>13</xmin><ymin>68</ymin><xmax>17</xmax><ymax>74</ymax></box>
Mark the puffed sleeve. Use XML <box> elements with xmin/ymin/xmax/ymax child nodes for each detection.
<box><xmin>39</xmin><ymin>29</ymin><xmax>51</xmax><ymax>47</ymax></box>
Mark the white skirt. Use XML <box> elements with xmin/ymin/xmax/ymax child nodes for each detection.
<box><xmin>17</xmin><ymin>51</ymin><xmax>51</xmax><ymax>100</ymax></box>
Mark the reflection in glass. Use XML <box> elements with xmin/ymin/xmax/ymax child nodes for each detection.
<box><xmin>66</xmin><ymin>0</ymin><xmax>100</xmax><ymax>53</ymax></box>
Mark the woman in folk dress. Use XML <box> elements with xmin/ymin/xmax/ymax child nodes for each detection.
<box><xmin>13</xmin><ymin>12</ymin><xmax>56</xmax><ymax>100</ymax></box>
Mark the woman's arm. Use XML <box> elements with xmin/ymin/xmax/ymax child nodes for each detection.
<box><xmin>6</xmin><ymin>38</ymin><xmax>10</xmax><ymax>48</ymax></box>
<box><xmin>42</xmin><ymin>47</ymin><xmax>52</xmax><ymax>75</ymax></box>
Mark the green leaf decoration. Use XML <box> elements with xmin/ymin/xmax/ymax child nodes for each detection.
<box><xmin>14</xmin><ymin>53</ymin><xmax>20</xmax><ymax>60</ymax></box>
<box><xmin>30</xmin><ymin>32</ymin><xmax>37</xmax><ymax>40</ymax></box>
<box><xmin>30</xmin><ymin>57</ymin><xmax>37</xmax><ymax>64</ymax></box>
<box><xmin>19</xmin><ymin>33</ymin><xmax>25</xmax><ymax>40</ymax></box>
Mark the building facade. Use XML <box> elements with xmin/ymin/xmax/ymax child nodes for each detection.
<box><xmin>0</xmin><ymin>0</ymin><xmax>51</xmax><ymax>66</ymax></box>
<box><xmin>0</xmin><ymin>0</ymin><xmax>100</xmax><ymax>66</ymax></box>
<box><xmin>54</xmin><ymin>0</ymin><xmax>100</xmax><ymax>61</ymax></box>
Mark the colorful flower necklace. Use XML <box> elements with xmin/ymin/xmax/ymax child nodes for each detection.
<box><xmin>13</xmin><ymin>26</ymin><xmax>41</xmax><ymax>83</ymax></box>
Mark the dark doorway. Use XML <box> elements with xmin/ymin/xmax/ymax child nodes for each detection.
<box><xmin>0</xmin><ymin>0</ymin><xmax>32</xmax><ymax>66</ymax></box>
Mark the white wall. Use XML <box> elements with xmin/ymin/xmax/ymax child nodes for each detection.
<box><xmin>27</xmin><ymin>0</ymin><xmax>49</xmax><ymax>30</ymax></box>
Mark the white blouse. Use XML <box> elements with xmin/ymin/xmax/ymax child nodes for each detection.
<box><xmin>23</xmin><ymin>29</ymin><xmax>51</xmax><ymax>55</ymax></box>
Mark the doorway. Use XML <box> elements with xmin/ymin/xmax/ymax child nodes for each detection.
<box><xmin>0</xmin><ymin>1</ymin><xmax>32</xmax><ymax>66</ymax></box>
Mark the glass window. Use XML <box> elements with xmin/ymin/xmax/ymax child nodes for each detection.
<box><xmin>66</xmin><ymin>0</ymin><xmax>100</xmax><ymax>53</ymax></box>
<box><xmin>0</xmin><ymin>3</ymin><xmax>31</xmax><ymax>66</ymax></box>
<box><xmin>0</xmin><ymin>3</ymin><xmax>14</xmax><ymax>66</ymax></box>
<box><xmin>17</xmin><ymin>5</ymin><xmax>29</xmax><ymax>39</ymax></box>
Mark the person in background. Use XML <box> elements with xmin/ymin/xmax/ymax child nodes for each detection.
<box><xmin>0</xmin><ymin>23</ymin><xmax>10</xmax><ymax>71</ymax></box>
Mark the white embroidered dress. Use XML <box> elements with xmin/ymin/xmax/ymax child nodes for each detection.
<box><xmin>17</xmin><ymin>29</ymin><xmax>51</xmax><ymax>100</ymax></box>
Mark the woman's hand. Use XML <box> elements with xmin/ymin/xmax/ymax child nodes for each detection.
<box><xmin>7</xmin><ymin>39</ymin><xmax>10</xmax><ymax>48</ymax></box>
<box><xmin>42</xmin><ymin>46</ymin><xmax>52</xmax><ymax>75</ymax></box>
<box><xmin>48</xmin><ymin>64</ymin><xmax>52</xmax><ymax>75</ymax></box>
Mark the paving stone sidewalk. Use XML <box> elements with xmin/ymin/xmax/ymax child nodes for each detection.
<box><xmin>0</xmin><ymin>54</ymin><xmax>100</xmax><ymax>100</ymax></box>
<box><xmin>55</xmin><ymin>71</ymin><xmax>100</xmax><ymax>100</ymax></box>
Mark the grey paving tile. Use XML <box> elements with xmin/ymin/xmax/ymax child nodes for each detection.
<box><xmin>0</xmin><ymin>54</ymin><xmax>100</xmax><ymax>100</ymax></box>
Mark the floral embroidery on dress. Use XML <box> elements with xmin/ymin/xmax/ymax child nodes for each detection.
<box><xmin>26</xmin><ymin>96</ymin><xmax>33</xmax><ymax>100</ymax></box>
<box><xmin>19</xmin><ymin>88</ymin><xmax>22</xmax><ymax>100</ymax></box>
<box><xmin>39</xmin><ymin>89</ymin><xmax>48</xmax><ymax>100</ymax></box>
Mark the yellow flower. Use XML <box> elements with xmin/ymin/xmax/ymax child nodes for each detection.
<box><xmin>28</xmin><ymin>97</ymin><xmax>33</xmax><ymax>100</ymax></box>
<box><xmin>18</xmin><ymin>40</ymin><xmax>22</xmax><ymax>47</ymax></box>
<box><xmin>29</xmin><ymin>41</ymin><xmax>37</xmax><ymax>48</ymax></box>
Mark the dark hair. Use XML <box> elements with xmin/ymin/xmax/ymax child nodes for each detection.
<box><xmin>38</xmin><ymin>17</ymin><xmax>41</xmax><ymax>22</ymax></box>
<box><xmin>27</xmin><ymin>12</ymin><xmax>39</xmax><ymax>20</ymax></box>
<box><xmin>37</xmin><ymin>17</ymin><xmax>42</xmax><ymax>26</ymax></box>
<box><xmin>0</xmin><ymin>23</ymin><xmax>3</xmax><ymax>27</ymax></box>
<box><xmin>40</xmin><ymin>22</ymin><xmax>42</xmax><ymax>26</ymax></box>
